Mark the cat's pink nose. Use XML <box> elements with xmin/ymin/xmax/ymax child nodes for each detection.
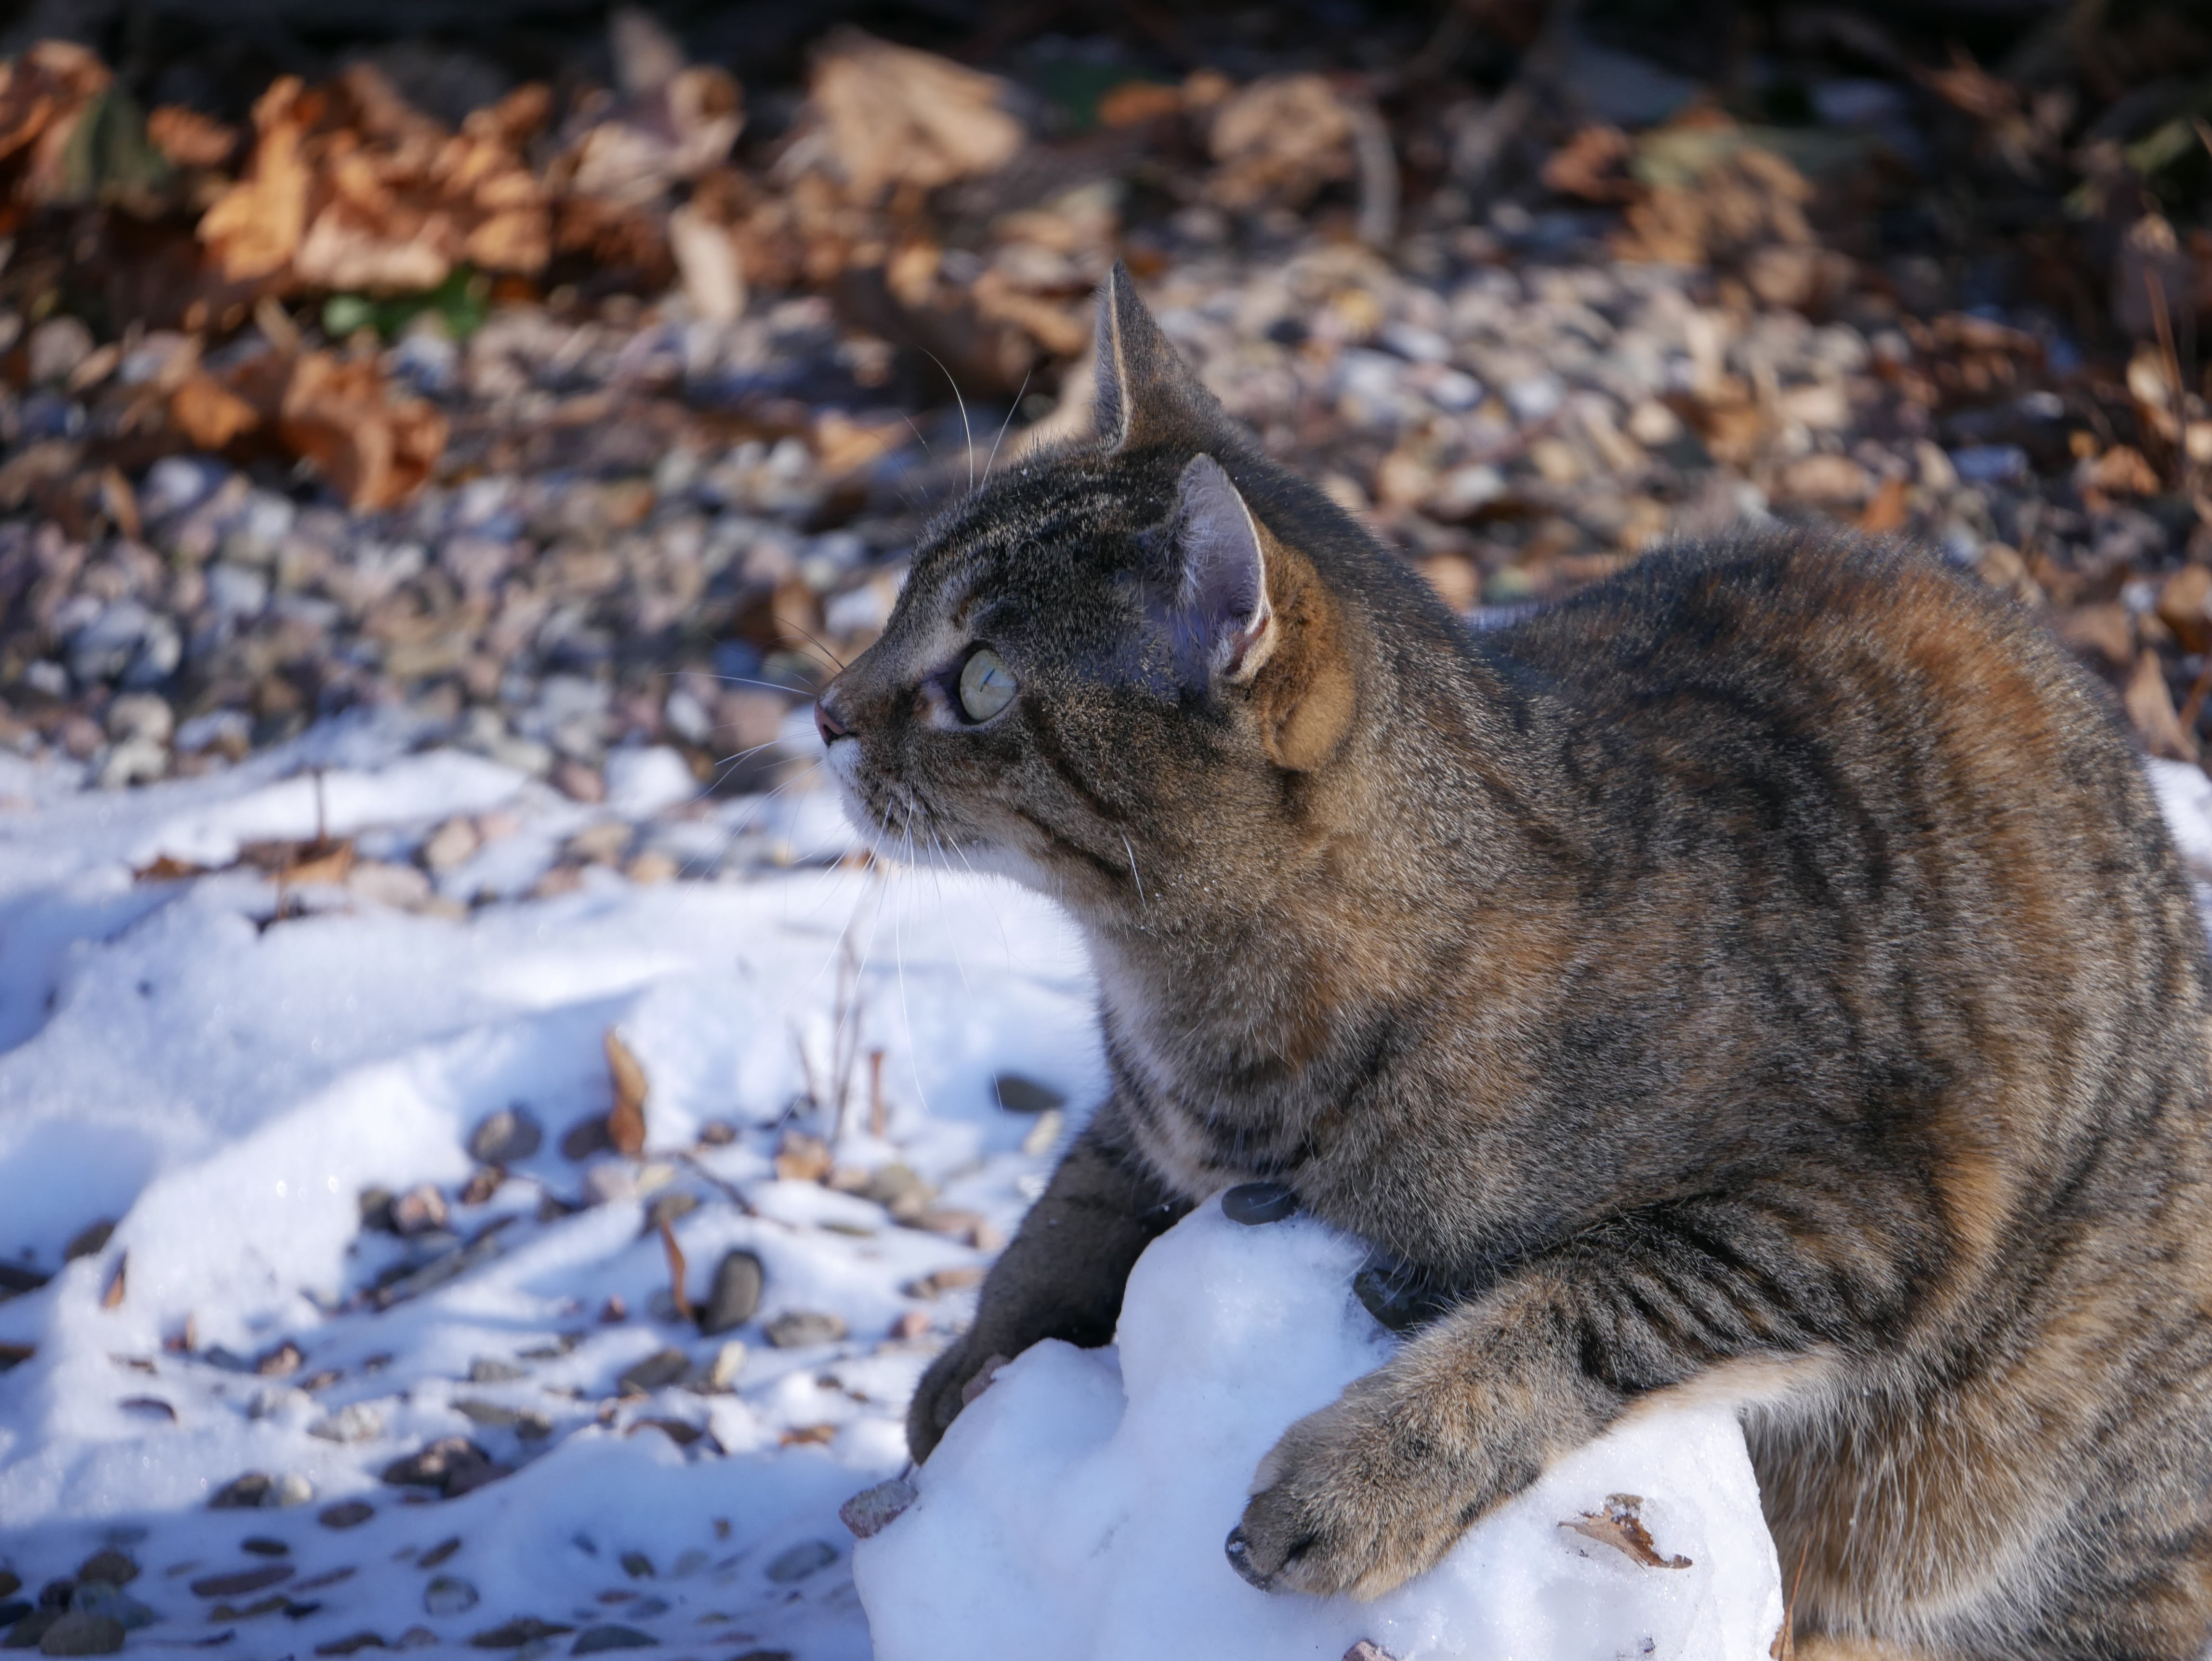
<box><xmin>816</xmin><ymin>693</ymin><xmax>851</xmax><ymax>747</ymax></box>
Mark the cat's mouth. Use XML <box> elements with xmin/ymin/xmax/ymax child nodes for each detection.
<box><xmin>823</xmin><ymin>737</ymin><xmax>982</xmax><ymax>870</ymax></box>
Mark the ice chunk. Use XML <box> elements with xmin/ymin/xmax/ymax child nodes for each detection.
<box><xmin>856</xmin><ymin>1199</ymin><xmax>1783</xmax><ymax>1661</ymax></box>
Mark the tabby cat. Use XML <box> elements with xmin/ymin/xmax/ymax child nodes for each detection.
<box><xmin>815</xmin><ymin>266</ymin><xmax>2212</xmax><ymax>1660</ymax></box>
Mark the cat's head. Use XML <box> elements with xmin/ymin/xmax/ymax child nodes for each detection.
<box><xmin>815</xmin><ymin>266</ymin><xmax>1364</xmax><ymax>916</ymax></box>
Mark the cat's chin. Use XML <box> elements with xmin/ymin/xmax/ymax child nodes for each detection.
<box><xmin>821</xmin><ymin>755</ymin><xmax>1051</xmax><ymax>892</ymax></box>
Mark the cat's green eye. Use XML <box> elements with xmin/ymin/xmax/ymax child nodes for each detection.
<box><xmin>958</xmin><ymin>647</ymin><xmax>1017</xmax><ymax>723</ymax></box>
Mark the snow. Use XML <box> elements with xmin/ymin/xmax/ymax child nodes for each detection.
<box><xmin>0</xmin><ymin>712</ymin><xmax>1097</xmax><ymax>1657</ymax></box>
<box><xmin>855</xmin><ymin>1198</ymin><xmax>1783</xmax><ymax>1661</ymax></box>
<box><xmin>2</xmin><ymin>726</ymin><xmax>2207</xmax><ymax>1659</ymax></box>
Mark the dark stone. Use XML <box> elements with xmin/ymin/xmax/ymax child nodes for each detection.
<box><xmin>763</xmin><ymin>1541</ymin><xmax>837</xmax><ymax>1585</ymax></box>
<box><xmin>34</xmin><ymin>1587</ymin><xmax>69</xmax><ymax>1613</ymax></box>
<box><xmin>762</xmin><ymin>1310</ymin><xmax>846</xmax><ymax>1349</ymax></box>
<box><xmin>0</xmin><ymin>1578</ymin><xmax>13</xmax><ymax>1601</ymax></box>
<box><xmin>32</xmin><ymin>1611</ymin><xmax>124</xmax><ymax>1656</ymax></box>
<box><xmin>318</xmin><ymin>1499</ymin><xmax>375</xmax><ymax>1529</ymax></box>
<box><xmin>571</xmin><ymin>1628</ymin><xmax>658</xmax><ymax>1654</ymax></box>
<box><xmin>239</xmin><ymin>1537</ymin><xmax>288</xmax><ymax>1557</ymax></box>
<box><xmin>419</xmin><ymin>1538</ymin><xmax>461</xmax><ymax>1569</ymax></box>
<box><xmin>0</xmin><ymin>1263</ymin><xmax>49</xmax><ymax>1296</ymax></box>
<box><xmin>468</xmin><ymin>1618</ymin><xmax>575</xmax><ymax>1649</ymax></box>
<box><xmin>61</xmin><ymin>1221</ymin><xmax>115</xmax><ymax>1262</ymax></box>
<box><xmin>3</xmin><ymin>1609</ymin><xmax>58</xmax><ymax>1650</ymax></box>
<box><xmin>1221</xmin><ymin>1182</ymin><xmax>1298</xmax><ymax>1225</ymax></box>
<box><xmin>315</xmin><ymin>1633</ymin><xmax>389</xmax><ymax>1656</ymax></box>
<box><xmin>189</xmin><ymin>1564</ymin><xmax>292</xmax><ymax>1599</ymax></box>
<box><xmin>64</xmin><ymin>1588</ymin><xmax>151</xmax><ymax>1634</ymax></box>
<box><xmin>209</xmin><ymin>1471</ymin><xmax>273</xmax><ymax>1508</ymax></box>
<box><xmin>696</xmin><ymin>1250</ymin><xmax>763</xmax><ymax>1335</ymax></box>
<box><xmin>560</xmin><ymin>1114</ymin><xmax>613</xmax><ymax>1160</ymax></box>
<box><xmin>469</xmin><ymin>1106</ymin><xmax>543</xmax><ymax>1165</ymax></box>
<box><xmin>618</xmin><ymin>1552</ymin><xmax>653</xmax><ymax>1579</ymax></box>
<box><xmin>67</xmin><ymin>1556</ymin><xmax>132</xmax><ymax>1590</ymax></box>
<box><xmin>381</xmin><ymin>1437</ymin><xmax>495</xmax><ymax>1496</ymax></box>
<box><xmin>839</xmin><ymin>1476</ymin><xmax>917</xmax><ymax>1540</ymax></box>
<box><xmin>0</xmin><ymin>1609</ymin><xmax>26</xmax><ymax>1631</ymax></box>
<box><xmin>616</xmin><ymin>1348</ymin><xmax>690</xmax><ymax>1394</ymax></box>
<box><xmin>990</xmin><ymin>1073</ymin><xmax>1064</xmax><ymax>1114</ymax></box>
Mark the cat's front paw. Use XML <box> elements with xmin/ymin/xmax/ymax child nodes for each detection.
<box><xmin>1225</xmin><ymin>1374</ymin><xmax>1499</xmax><ymax>1601</ymax></box>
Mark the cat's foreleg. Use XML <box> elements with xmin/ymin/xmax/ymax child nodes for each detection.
<box><xmin>906</xmin><ymin>1102</ymin><xmax>1190</xmax><ymax>1459</ymax></box>
<box><xmin>1227</xmin><ymin>1193</ymin><xmax>1915</xmax><ymax>1599</ymax></box>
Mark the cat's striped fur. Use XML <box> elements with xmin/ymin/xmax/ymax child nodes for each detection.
<box><xmin>817</xmin><ymin>267</ymin><xmax>2212</xmax><ymax>1659</ymax></box>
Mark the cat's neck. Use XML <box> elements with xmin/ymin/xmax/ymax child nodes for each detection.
<box><xmin>1078</xmin><ymin>643</ymin><xmax>1558</xmax><ymax>1081</ymax></box>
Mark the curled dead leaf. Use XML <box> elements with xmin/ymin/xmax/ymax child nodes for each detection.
<box><xmin>276</xmin><ymin>350</ymin><xmax>447</xmax><ymax>512</ymax></box>
<box><xmin>170</xmin><ymin>373</ymin><xmax>262</xmax><ymax>450</ymax></box>
<box><xmin>147</xmin><ymin>105</ymin><xmax>238</xmax><ymax>170</ymax></box>
<box><xmin>1207</xmin><ymin>75</ymin><xmax>1356</xmax><ymax>212</ymax></box>
<box><xmin>198</xmin><ymin>76</ymin><xmax>312</xmax><ymax>282</ymax></box>
<box><xmin>102</xmin><ymin>1251</ymin><xmax>127</xmax><ymax>1310</ymax></box>
<box><xmin>1562</xmin><ymin>1493</ymin><xmax>1692</xmax><ymax>1569</ymax></box>
<box><xmin>808</xmin><ymin>32</ymin><xmax>1022</xmax><ymax>204</ymax></box>
<box><xmin>0</xmin><ymin>41</ymin><xmax>113</xmax><ymax>216</ymax></box>
<box><xmin>605</xmin><ymin>1028</ymin><xmax>648</xmax><ymax>1157</ymax></box>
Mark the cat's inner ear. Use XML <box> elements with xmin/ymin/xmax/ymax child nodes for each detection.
<box><xmin>1093</xmin><ymin>262</ymin><xmax>1225</xmax><ymax>453</ymax></box>
<box><xmin>1167</xmin><ymin>455</ymin><xmax>1276</xmax><ymax>685</ymax></box>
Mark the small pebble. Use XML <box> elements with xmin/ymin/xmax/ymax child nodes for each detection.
<box><xmin>696</xmin><ymin>1250</ymin><xmax>763</xmax><ymax>1336</ymax></box>
<box><xmin>468</xmin><ymin>1107</ymin><xmax>543</xmax><ymax>1166</ymax></box>
<box><xmin>314</xmin><ymin>1632</ymin><xmax>389</xmax><ymax>1656</ymax></box>
<box><xmin>32</xmin><ymin>1610</ymin><xmax>125</xmax><ymax>1656</ymax></box>
<box><xmin>468</xmin><ymin>1616</ymin><xmax>575</xmax><ymax>1648</ymax></box>
<box><xmin>1222</xmin><ymin>1182</ymin><xmax>1299</xmax><ymax>1225</ymax></box>
<box><xmin>189</xmin><ymin>1564</ymin><xmax>292</xmax><ymax>1598</ymax></box>
<box><xmin>839</xmin><ymin>1477</ymin><xmax>917</xmax><ymax>1540</ymax></box>
<box><xmin>69</xmin><ymin>1555</ymin><xmax>134</xmax><ymax>1589</ymax></box>
<box><xmin>240</xmin><ymin>1537</ymin><xmax>288</xmax><ymax>1557</ymax></box>
<box><xmin>318</xmin><ymin>1499</ymin><xmax>376</xmax><ymax>1530</ymax></box>
<box><xmin>991</xmin><ymin>1074</ymin><xmax>1065</xmax><ymax>1114</ymax></box>
<box><xmin>419</xmin><ymin>1538</ymin><xmax>461</xmax><ymax>1569</ymax></box>
<box><xmin>616</xmin><ymin>1349</ymin><xmax>690</xmax><ymax>1394</ymax></box>
<box><xmin>571</xmin><ymin>1627</ymin><xmax>658</xmax><ymax>1654</ymax></box>
<box><xmin>762</xmin><ymin>1311</ymin><xmax>846</xmax><ymax>1350</ymax></box>
<box><xmin>764</xmin><ymin>1541</ymin><xmax>838</xmax><ymax>1585</ymax></box>
<box><xmin>423</xmin><ymin>1576</ymin><xmax>478</xmax><ymax>1616</ymax></box>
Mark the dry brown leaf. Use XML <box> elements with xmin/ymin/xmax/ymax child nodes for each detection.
<box><xmin>0</xmin><ymin>41</ymin><xmax>112</xmax><ymax>216</ymax></box>
<box><xmin>1561</xmin><ymin>1494</ymin><xmax>1692</xmax><ymax>1569</ymax></box>
<box><xmin>1857</xmin><ymin>475</ymin><xmax>1909</xmax><ymax>535</ymax></box>
<box><xmin>1208</xmin><ymin>75</ymin><xmax>1356</xmax><ymax>211</ymax></box>
<box><xmin>147</xmin><ymin>105</ymin><xmax>239</xmax><ymax>169</ymax></box>
<box><xmin>102</xmin><ymin>1251</ymin><xmax>127</xmax><ymax>1310</ymax></box>
<box><xmin>2126</xmin><ymin>648</ymin><xmax>2199</xmax><ymax>764</ymax></box>
<box><xmin>808</xmin><ymin>32</ymin><xmax>1022</xmax><ymax>204</ymax></box>
<box><xmin>284</xmin><ymin>839</ymin><xmax>355</xmax><ymax>886</ymax></box>
<box><xmin>566</xmin><ymin>66</ymin><xmax>741</xmax><ymax>206</ymax></box>
<box><xmin>198</xmin><ymin>76</ymin><xmax>312</xmax><ymax>282</ymax></box>
<box><xmin>169</xmin><ymin>373</ymin><xmax>263</xmax><ymax>449</ymax></box>
<box><xmin>1097</xmin><ymin>80</ymin><xmax>1184</xmax><ymax>129</ymax></box>
<box><xmin>1542</xmin><ymin>125</ymin><xmax>1634</xmax><ymax>203</ymax></box>
<box><xmin>2088</xmin><ymin>445</ymin><xmax>2160</xmax><ymax>497</ymax></box>
<box><xmin>276</xmin><ymin>351</ymin><xmax>447</xmax><ymax>512</ymax></box>
<box><xmin>773</xmin><ymin>1129</ymin><xmax>833</xmax><ymax>1183</ymax></box>
<box><xmin>2159</xmin><ymin>565</ymin><xmax>2212</xmax><ymax>655</ymax></box>
<box><xmin>605</xmin><ymin>1028</ymin><xmax>648</xmax><ymax>1157</ymax></box>
<box><xmin>658</xmin><ymin>1218</ymin><xmax>691</xmax><ymax>1322</ymax></box>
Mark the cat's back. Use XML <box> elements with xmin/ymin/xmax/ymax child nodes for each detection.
<box><xmin>1481</xmin><ymin>527</ymin><xmax>2166</xmax><ymax>870</ymax></box>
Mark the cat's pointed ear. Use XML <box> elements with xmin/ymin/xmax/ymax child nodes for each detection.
<box><xmin>1165</xmin><ymin>455</ymin><xmax>1276</xmax><ymax>685</ymax></box>
<box><xmin>1093</xmin><ymin>262</ymin><xmax>1224</xmax><ymax>453</ymax></box>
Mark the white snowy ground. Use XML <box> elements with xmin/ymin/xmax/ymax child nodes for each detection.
<box><xmin>2</xmin><ymin>717</ymin><xmax>2210</xmax><ymax>1661</ymax></box>
<box><xmin>0</xmin><ymin>713</ymin><xmax>1102</xmax><ymax>1659</ymax></box>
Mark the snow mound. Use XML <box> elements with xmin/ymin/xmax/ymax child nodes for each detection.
<box><xmin>856</xmin><ymin>1197</ymin><xmax>1784</xmax><ymax>1661</ymax></box>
